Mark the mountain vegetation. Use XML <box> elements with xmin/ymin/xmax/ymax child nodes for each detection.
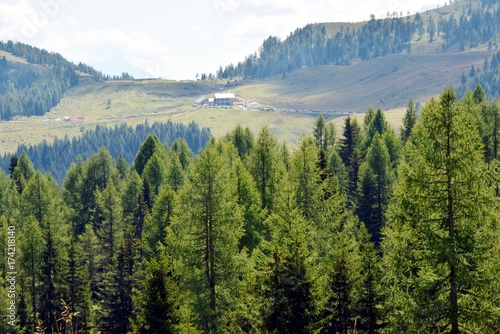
<box><xmin>459</xmin><ymin>49</ymin><xmax>500</xmax><ymax>100</ymax></box>
<box><xmin>0</xmin><ymin>41</ymin><xmax>133</xmax><ymax>120</ymax></box>
<box><xmin>0</xmin><ymin>121</ymin><xmax>211</xmax><ymax>183</ymax></box>
<box><xmin>1</xmin><ymin>86</ymin><xmax>499</xmax><ymax>333</ymax></box>
<box><xmin>208</xmin><ymin>0</ymin><xmax>499</xmax><ymax>81</ymax></box>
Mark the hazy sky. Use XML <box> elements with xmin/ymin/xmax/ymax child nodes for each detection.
<box><xmin>1</xmin><ymin>0</ymin><xmax>441</xmax><ymax>80</ymax></box>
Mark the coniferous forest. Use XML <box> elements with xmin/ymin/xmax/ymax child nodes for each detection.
<box><xmin>0</xmin><ymin>86</ymin><xmax>499</xmax><ymax>333</ymax></box>
<box><xmin>0</xmin><ymin>121</ymin><xmax>211</xmax><ymax>183</ymax></box>
<box><xmin>210</xmin><ymin>0</ymin><xmax>500</xmax><ymax>80</ymax></box>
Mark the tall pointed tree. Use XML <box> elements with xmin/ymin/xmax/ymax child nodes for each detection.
<box><xmin>167</xmin><ymin>139</ymin><xmax>245</xmax><ymax>332</ymax></box>
<box><xmin>133</xmin><ymin>247</ymin><xmax>180</xmax><ymax>334</ymax></box>
<box><xmin>99</xmin><ymin>232</ymin><xmax>137</xmax><ymax>334</ymax></box>
<box><xmin>338</xmin><ymin>117</ymin><xmax>361</xmax><ymax>206</ymax></box>
<box><xmin>400</xmin><ymin>98</ymin><xmax>417</xmax><ymax>143</ymax></box>
<box><xmin>356</xmin><ymin>134</ymin><xmax>392</xmax><ymax>246</ymax></box>
<box><xmin>382</xmin><ymin>88</ymin><xmax>500</xmax><ymax>332</ymax></box>
<box><xmin>261</xmin><ymin>176</ymin><xmax>314</xmax><ymax>334</ymax></box>
<box><xmin>19</xmin><ymin>216</ymin><xmax>43</xmax><ymax>332</ymax></box>
<box><xmin>248</xmin><ymin>127</ymin><xmax>284</xmax><ymax>212</ymax></box>
<box><xmin>226</xmin><ymin>124</ymin><xmax>254</xmax><ymax>158</ymax></box>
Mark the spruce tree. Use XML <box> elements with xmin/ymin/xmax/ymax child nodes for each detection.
<box><xmin>356</xmin><ymin>134</ymin><xmax>392</xmax><ymax>246</ymax></box>
<box><xmin>99</xmin><ymin>232</ymin><xmax>137</xmax><ymax>334</ymax></box>
<box><xmin>19</xmin><ymin>216</ymin><xmax>43</xmax><ymax>332</ymax></box>
<box><xmin>133</xmin><ymin>248</ymin><xmax>179</xmax><ymax>334</ymax></box>
<box><xmin>338</xmin><ymin>117</ymin><xmax>362</xmax><ymax>207</ymax></box>
<box><xmin>226</xmin><ymin>124</ymin><xmax>254</xmax><ymax>158</ymax></box>
<box><xmin>261</xmin><ymin>176</ymin><xmax>314</xmax><ymax>334</ymax></box>
<box><xmin>400</xmin><ymin>98</ymin><xmax>417</xmax><ymax>143</ymax></box>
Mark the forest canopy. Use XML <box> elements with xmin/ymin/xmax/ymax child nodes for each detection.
<box><xmin>0</xmin><ymin>87</ymin><xmax>499</xmax><ymax>333</ymax></box>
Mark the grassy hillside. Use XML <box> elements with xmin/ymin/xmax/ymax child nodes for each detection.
<box><xmin>0</xmin><ymin>47</ymin><xmax>484</xmax><ymax>154</ymax></box>
<box><xmin>0</xmin><ymin>78</ymin><xmax>321</xmax><ymax>154</ymax></box>
<box><xmin>232</xmin><ymin>48</ymin><xmax>487</xmax><ymax>112</ymax></box>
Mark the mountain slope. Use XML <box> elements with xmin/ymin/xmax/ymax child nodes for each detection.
<box><xmin>231</xmin><ymin>48</ymin><xmax>488</xmax><ymax>112</ymax></box>
<box><xmin>213</xmin><ymin>0</ymin><xmax>499</xmax><ymax>81</ymax></box>
<box><xmin>0</xmin><ymin>41</ymin><xmax>103</xmax><ymax>120</ymax></box>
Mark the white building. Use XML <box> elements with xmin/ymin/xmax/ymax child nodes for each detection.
<box><xmin>214</xmin><ymin>92</ymin><xmax>235</xmax><ymax>106</ymax></box>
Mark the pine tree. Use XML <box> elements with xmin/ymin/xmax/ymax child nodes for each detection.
<box><xmin>382</xmin><ymin>88</ymin><xmax>500</xmax><ymax>332</ymax></box>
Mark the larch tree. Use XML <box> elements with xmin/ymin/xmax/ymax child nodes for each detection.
<box><xmin>291</xmin><ymin>137</ymin><xmax>322</xmax><ymax>221</ymax></box>
<box><xmin>167</xmin><ymin>139</ymin><xmax>245</xmax><ymax>332</ymax></box>
<box><xmin>382</xmin><ymin>88</ymin><xmax>500</xmax><ymax>333</ymax></box>
<box><xmin>11</xmin><ymin>152</ymin><xmax>35</xmax><ymax>195</ymax></box>
<box><xmin>99</xmin><ymin>232</ymin><xmax>138</xmax><ymax>334</ymax></box>
<box><xmin>142</xmin><ymin>151</ymin><xmax>168</xmax><ymax>208</ymax></box>
<box><xmin>144</xmin><ymin>184</ymin><xmax>176</xmax><ymax>256</ymax></box>
<box><xmin>248</xmin><ymin>126</ymin><xmax>284</xmax><ymax>213</ymax></box>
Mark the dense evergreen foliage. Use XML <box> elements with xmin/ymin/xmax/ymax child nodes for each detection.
<box><xmin>0</xmin><ymin>121</ymin><xmax>211</xmax><ymax>183</ymax></box>
<box><xmin>0</xmin><ymin>87</ymin><xmax>498</xmax><ymax>333</ymax></box>
<box><xmin>0</xmin><ymin>41</ymin><xmax>100</xmax><ymax>120</ymax></box>
<box><xmin>208</xmin><ymin>0</ymin><xmax>500</xmax><ymax>80</ymax></box>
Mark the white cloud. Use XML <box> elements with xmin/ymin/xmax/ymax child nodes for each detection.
<box><xmin>0</xmin><ymin>1</ymin><xmax>175</xmax><ymax>78</ymax></box>
<box><xmin>0</xmin><ymin>0</ymin><xmax>445</xmax><ymax>80</ymax></box>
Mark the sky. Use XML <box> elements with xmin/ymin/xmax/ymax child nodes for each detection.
<box><xmin>0</xmin><ymin>0</ymin><xmax>442</xmax><ymax>80</ymax></box>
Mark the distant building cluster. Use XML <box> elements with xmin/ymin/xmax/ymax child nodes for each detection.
<box><xmin>194</xmin><ymin>92</ymin><xmax>244</xmax><ymax>107</ymax></box>
<box><xmin>63</xmin><ymin>116</ymin><xmax>87</xmax><ymax>123</ymax></box>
